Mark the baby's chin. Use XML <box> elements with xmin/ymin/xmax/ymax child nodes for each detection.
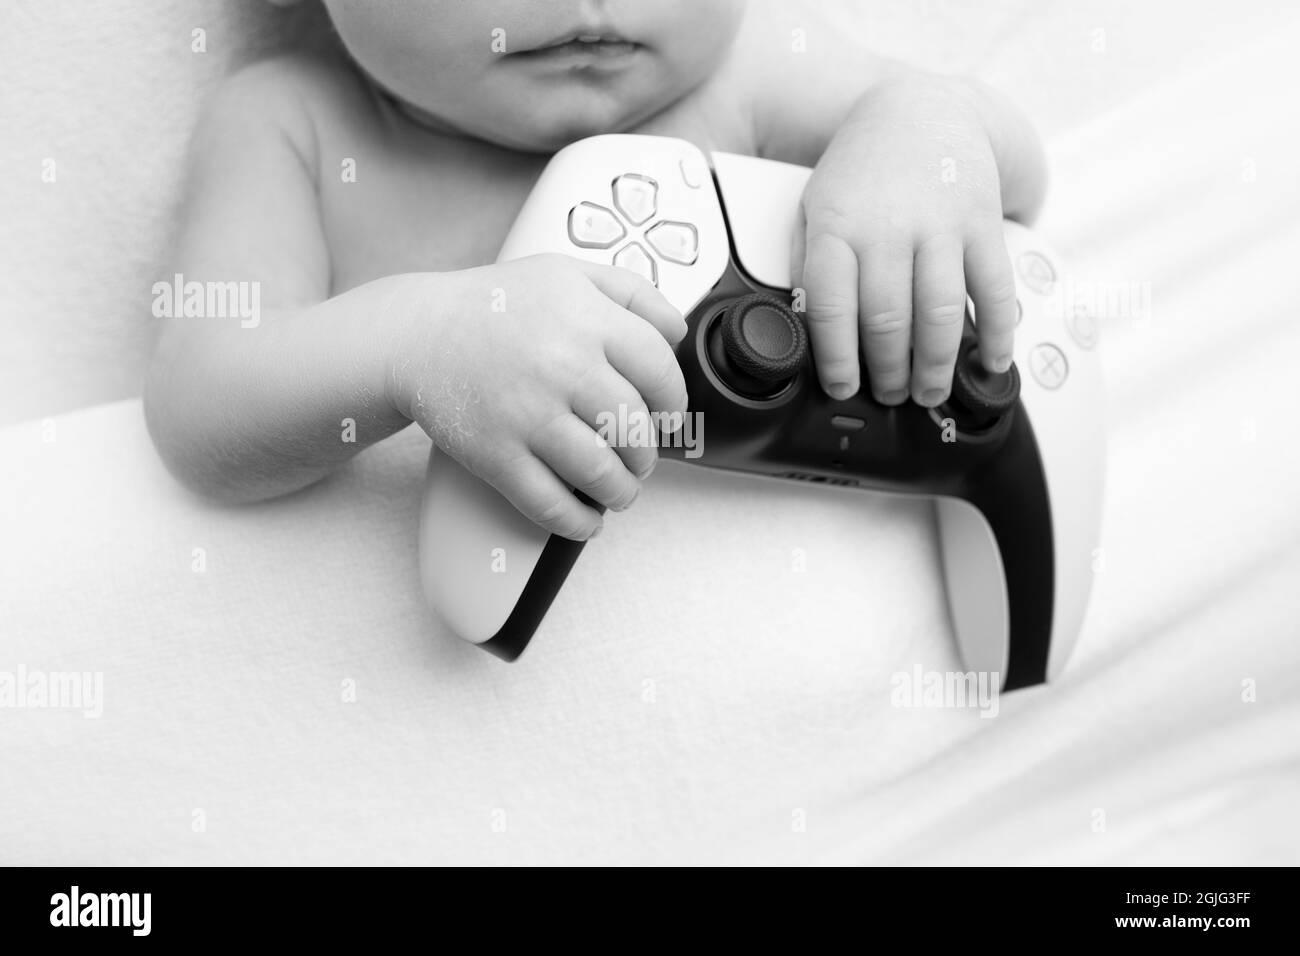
<box><xmin>472</xmin><ymin>108</ymin><xmax>650</xmax><ymax>153</ymax></box>
<box><xmin>431</xmin><ymin>80</ymin><xmax>681</xmax><ymax>153</ymax></box>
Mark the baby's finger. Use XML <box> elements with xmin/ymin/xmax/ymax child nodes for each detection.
<box><xmin>531</xmin><ymin>413</ymin><xmax>641</xmax><ymax>514</ymax></box>
<box><xmin>801</xmin><ymin>231</ymin><xmax>860</xmax><ymax>399</ymax></box>
<box><xmin>489</xmin><ymin>452</ymin><xmax>604</xmax><ymax>541</ymax></box>
<box><xmin>578</xmin><ymin>260</ymin><xmax>687</xmax><ymax>344</ymax></box>
<box><xmin>571</xmin><ymin>365</ymin><xmax>659</xmax><ymax>480</ymax></box>
<box><xmin>789</xmin><ymin>204</ymin><xmax>808</xmax><ymax>289</ymax></box>
<box><xmin>857</xmin><ymin>236</ymin><xmax>914</xmax><ymax>404</ymax></box>
<box><xmin>910</xmin><ymin>234</ymin><xmax>967</xmax><ymax>407</ymax></box>
<box><xmin>964</xmin><ymin>231</ymin><xmax>1018</xmax><ymax>372</ymax></box>
<box><xmin>603</xmin><ymin>322</ymin><xmax>689</xmax><ymax>423</ymax></box>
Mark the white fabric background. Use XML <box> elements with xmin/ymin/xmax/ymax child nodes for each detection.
<box><xmin>2</xmin><ymin>1</ymin><xmax>1298</xmax><ymax>864</ymax></box>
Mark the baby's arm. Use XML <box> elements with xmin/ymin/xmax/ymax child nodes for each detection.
<box><xmin>145</xmin><ymin>60</ymin><xmax>413</xmax><ymax>501</ymax></box>
<box><xmin>145</xmin><ymin>60</ymin><xmax>687</xmax><ymax>538</ymax></box>
<box><xmin>740</xmin><ymin>4</ymin><xmax>1046</xmax><ymax>405</ymax></box>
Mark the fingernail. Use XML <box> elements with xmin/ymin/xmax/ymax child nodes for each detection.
<box><xmin>920</xmin><ymin>388</ymin><xmax>947</xmax><ymax>407</ymax></box>
<box><xmin>637</xmin><ymin>461</ymin><xmax>656</xmax><ymax>480</ymax></box>
<box><xmin>881</xmin><ymin>389</ymin><xmax>908</xmax><ymax>405</ymax></box>
<box><xmin>992</xmin><ymin>355</ymin><xmax>1013</xmax><ymax>373</ymax></box>
<box><xmin>827</xmin><ymin>382</ymin><xmax>855</xmax><ymax>400</ymax></box>
<box><xmin>589</xmin><ymin>524</ymin><xmax>603</xmax><ymax>539</ymax></box>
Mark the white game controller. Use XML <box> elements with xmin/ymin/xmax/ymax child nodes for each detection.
<box><xmin>418</xmin><ymin>134</ymin><xmax>1105</xmax><ymax>689</ymax></box>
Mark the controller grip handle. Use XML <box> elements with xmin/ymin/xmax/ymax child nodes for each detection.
<box><xmin>418</xmin><ymin>447</ymin><xmax>581</xmax><ymax>660</ymax></box>
<box><xmin>935</xmin><ymin>410</ymin><xmax>1056</xmax><ymax>690</ymax></box>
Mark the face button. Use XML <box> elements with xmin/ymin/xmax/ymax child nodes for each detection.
<box><xmin>612</xmin><ymin>174</ymin><xmax>658</xmax><ymax>225</ymax></box>
<box><xmin>568</xmin><ymin>202</ymin><xmax>626</xmax><ymax>249</ymax></box>
<box><xmin>1028</xmin><ymin>343</ymin><xmax>1069</xmax><ymax>389</ymax></box>
<box><xmin>645</xmin><ymin>220</ymin><xmax>699</xmax><ymax>265</ymax></box>
<box><xmin>1067</xmin><ymin>302</ymin><xmax>1098</xmax><ymax>349</ymax></box>
<box><xmin>1017</xmin><ymin>251</ymin><xmax>1057</xmax><ymax>295</ymax></box>
<box><xmin>613</xmin><ymin>241</ymin><xmax>658</xmax><ymax>286</ymax></box>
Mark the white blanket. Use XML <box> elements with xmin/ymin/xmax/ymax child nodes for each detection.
<box><xmin>2</xmin><ymin>1</ymin><xmax>1299</xmax><ymax>864</ymax></box>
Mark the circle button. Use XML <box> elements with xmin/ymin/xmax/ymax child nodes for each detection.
<box><xmin>1067</xmin><ymin>303</ymin><xmax>1099</xmax><ymax>349</ymax></box>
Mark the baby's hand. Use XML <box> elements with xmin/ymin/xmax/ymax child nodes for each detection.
<box><xmin>796</xmin><ymin>77</ymin><xmax>1018</xmax><ymax>406</ymax></box>
<box><xmin>390</xmin><ymin>255</ymin><xmax>688</xmax><ymax>540</ymax></box>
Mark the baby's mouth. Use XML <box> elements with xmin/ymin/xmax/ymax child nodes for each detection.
<box><xmin>509</xmin><ymin>33</ymin><xmax>643</xmax><ymax>67</ymax></box>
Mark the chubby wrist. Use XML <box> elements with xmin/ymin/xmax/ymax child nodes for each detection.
<box><xmin>370</xmin><ymin>271</ymin><xmax>457</xmax><ymax>424</ymax></box>
<box><xmin>851</xmin><ymin>71</ymin><xmax>975</xmax><ymax>115</ymax></box>
<box><xmin>839</xmin><ymin>72</ymin><xmax>996</xmax><ymax>151</ymax></box>
<box><xmin>844</xmin><ymin>72</ymin><xmax>1047</xmax><ymax>222</ymax></box>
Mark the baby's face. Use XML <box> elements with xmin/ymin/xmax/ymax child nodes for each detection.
<box><xmin>322</xmin><ymin>0</ymin><xmax>745</xmax><ymax>151</ymax></box>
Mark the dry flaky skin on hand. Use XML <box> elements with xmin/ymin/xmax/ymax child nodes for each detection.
<box><xmin>418</xmin><ymin>364</ymin><xmax>482</xmax><ymax>461</ymax></box>
<box><xmin>384</xmin><ymin>277</ymin><xmax>485</xmax><ymax>463</ymax></box>
<box><xmin>905</xmin><ymin>120</ymin><xmax>997</xmax><ymax>200</ymax></box>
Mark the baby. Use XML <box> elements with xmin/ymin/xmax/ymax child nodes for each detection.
<box><xmin>145</xmin><ymin>0</ymin><xmax>1045</xmax><ymax>541</ymax></box>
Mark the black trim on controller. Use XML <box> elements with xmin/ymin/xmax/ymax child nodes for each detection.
<box><xmin>479</xmin><ymin>494</ymin><xmax>605</xmax><ymax>662</ymax></box>
<box><xmin>479</xmin><ymin>533</ymin><xmax>589</xmax><ymax>662</ymax></box>
<box><xmin>963</xmin><ymin>412</ymin><xmax>1055</xmax><ymax>690</ymax></box>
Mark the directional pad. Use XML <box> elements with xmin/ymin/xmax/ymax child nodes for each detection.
<box><xmin>566</xmin><ymin>172</ymin><xmax>703</xmax><ymax>288</ymax></box>
<box><xmin>613</xmin><ymin>242</ymin><xmax>657</xmax><ymax>286</ymax></box>
<box><xmin>567</xmin><ymin>202</ymin><xmax>626</xmax><ymax>249</ymax></box>
<box><xmin>612</xmin><ymin>174</ymin><xmax>658</xmax><ymax>225</ymax></box>
<box><xmin>646</xmin><ymin>221</ymin><xmax>699</xmax><ymax>265</ymax></box>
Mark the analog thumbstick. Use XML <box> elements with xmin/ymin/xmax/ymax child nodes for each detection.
<box><xmin>707</xmin><ymin>294</ymin><xmax>808</xmax><ymax>399</ymax></box>
<box><xmin>947</xmin><ymin>338</ymin><xmax>1020</xmax><ymax>429</ymax></box>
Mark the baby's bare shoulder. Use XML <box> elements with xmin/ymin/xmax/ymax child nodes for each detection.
<box><xmin>196</xmin><ymin>51</ymin><xmax>381</xmax><ymax>179</ymax></box>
